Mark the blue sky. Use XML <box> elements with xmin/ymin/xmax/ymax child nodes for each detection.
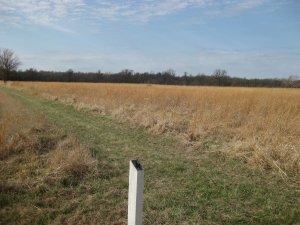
<box><xmin>0</xmin><ymin>0</ymin><xmax>299</xmax><ymax>78</ymax></box>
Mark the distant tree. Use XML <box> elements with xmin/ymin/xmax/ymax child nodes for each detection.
<box><xmin>286</xmin><ymin>75</ymin><xmax>299</xmax><ymax>87</ymax></box>
<box><xmin>212</xmin><ymin>69</ymin><xmax>227</xmax><ymax>77</ymax></box>
<box><xmin>96</xmin><ymin>70</ymin><xmax>103</xmax><ymax>82</ymax></box>
<box><xmin>66</xmin><ymin>69</ymin><xmax>74</xmax><ymax>82</ymax></box>
<box><xmin>0</xmin><ymin>48</ymin><xmax>21</xmax><ymax>82</ymax></box>
<box><xmin>24</xmin><ymin>68</ymin><xmax>39</xmax><ymax>81</ymax></box>
<box><xmin>121</xmin><ymin>69</ymin><xmax>134</xmax><ymax>76</ymax></box>
<box><xmin>183</xmin><ymin>72</ymin><xmax>188</xmax><ymax>85</ymax></box>
<box><xmin>165</xmin><ymin>69</ymin><xmax>176</xmax><ymax>76</ymax></box>
<box><xmin>212</xmin><ymin>69</ymin><xmax>228</xmax><ymax>86</ymax></box>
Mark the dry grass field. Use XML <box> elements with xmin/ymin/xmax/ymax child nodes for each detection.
<box><xmin>9</xmin><ymin>82</ymin><xmax>300</xmax><ymax>177</ymax></box>
<box><xmin>1</xmin><ymin>83</ymin><xmax>300</xmax><ymax>224</ymax></box>
<box><xmin>0</xmin><ymin>88</ymin><xmax>97</xmax><ymax>183</ymax></box>
<box><xmin>0</xmin><ymin>88</ymin><xmax>100</xmax><ymax>224</ymax></box>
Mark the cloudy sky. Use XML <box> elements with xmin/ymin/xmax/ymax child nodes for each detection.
<box><xmin>0</xmin><ymin>0</ymin><xmax>299</xmax><ymax>78</ymax></box>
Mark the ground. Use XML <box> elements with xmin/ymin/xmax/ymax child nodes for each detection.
<box><xmin>0</xmin><ymin>86</ymin><xmax>299</xmax><ymax>224</ymax></box>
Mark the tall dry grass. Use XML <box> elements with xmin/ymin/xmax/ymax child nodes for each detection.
<box><xmin>0</xmin><ymin>87</ymin><xmax>96</xmax><ymax>176</ymax></box>
<box><xmin>10</xmin><ymin>82</ymin><xmax>300</xmax><ymax>176</ymax></box>
<box><xmin>49</xmin><ymin>137</ymin><xmax>97</xmax><ymax>177</ymax></box>
<box><xmin>0</xmin><ymin>122</ymin><xmax>6</xmax><ymax>154</ymax></box>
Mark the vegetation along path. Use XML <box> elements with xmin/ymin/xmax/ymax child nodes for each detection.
<box><xmin>1</xmin><ymin>86</ymin><xmax>299</xmax><ymax>225</ymax></box>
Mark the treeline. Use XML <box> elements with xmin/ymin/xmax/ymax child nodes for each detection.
<box><xmin>2</xmin><ymin>68</ymin><xmax>300</xmax><ymax>88</ymax></box>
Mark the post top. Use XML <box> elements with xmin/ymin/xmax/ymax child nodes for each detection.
<box><xmin>131</xmin><ymin>159</ymin><xmax>143</xmax><ymax>171</ymax></box>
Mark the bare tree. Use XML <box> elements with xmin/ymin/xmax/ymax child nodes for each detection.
<box><xmin>0</xmin><ymin>48</ymin><xmax>21</xmax><ymax>82</ymax></box>
<box><xmin>212</xmin><ymin>69</ymin><xmax>227</xmax><ymax>77</ymax></box>
<box><xmin>212</xmin><ymin>69</ymin><xmax>228</xmax><ymax>86</ymax></box>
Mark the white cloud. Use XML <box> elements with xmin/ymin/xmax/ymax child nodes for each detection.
<box><xmin>0</xmin><ymin>0</ymin><xmax>85</xmax><ymax>32</ymax></box>
<box><xmin>87</xmin><ymin>0</ymin><xmax>216</xmax><ymax>22</ymax></box>
<box><xmin>0</xmin><ymin>0</ymin><xmax>278</xmax><ymax>31</ymax></box>
<box><xmin>226</xmin><ymin>0</ymin><xmax>269</xmax><ymax>16</ymax></box>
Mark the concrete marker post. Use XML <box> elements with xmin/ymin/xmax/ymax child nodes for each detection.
<box><xmin>128</xmin><ymin>160</ymin><xmax>144</xmax><ymax>225</ymax></box>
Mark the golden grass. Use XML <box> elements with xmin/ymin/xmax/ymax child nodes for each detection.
<box><xmin>2</xmin><ymin>124</ymin><xmax>97</xmax><ymax>178</ymax></box>
<box><xmin>0</xmin><ymin>88</ymin><xmax>96</xmax><ymax>176</ymax></box>
<box><xmin>10</xmin><ymin>82</ymin><xmax>300</xmax><ymax>176</ymax></box>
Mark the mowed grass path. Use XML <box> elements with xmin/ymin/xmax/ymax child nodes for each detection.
<box><xmin>2</xmin><ymin>87</ymin><xmax>300</xmax><ymax>224</ymax></box>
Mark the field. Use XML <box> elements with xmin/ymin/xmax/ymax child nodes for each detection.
<box><xmin>1</xmin><ymin>81</ymin><xmax>300</xmax><ymax>224</ymax></box>
<box><xmin>10</xmin><ymin>81</ymin><xmax>300</xmax><ymax>176</ymax></box>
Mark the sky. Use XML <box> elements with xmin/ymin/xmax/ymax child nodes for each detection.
<box><xmin>0</xmin><ymin>0</ymin><xmax>299</xmax><ymax>78</ymax></box>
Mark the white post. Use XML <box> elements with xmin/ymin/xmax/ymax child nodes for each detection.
<box><xmin>128</xmin><ymin>160</ymin><xmax>144</xmax><ymax>225</ymax></box>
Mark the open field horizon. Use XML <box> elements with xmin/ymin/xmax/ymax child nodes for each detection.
<box><xmin>1</xmin><ymin>1</ymin><xmax>300</xmax><ymax>223</ymax></box>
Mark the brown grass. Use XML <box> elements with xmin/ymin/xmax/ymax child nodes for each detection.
<box><xmin>49</xmin><ymin>137</ymin><xmax>97</xmax><ymax>177</ymax></box>
<box><xmin>0</xmin><ymin>88</ymin><xmax>100</xmax><ymax>224</ymax></box>
<box><xmin>0</xmin><ymin>124</ymin><xmax>99</xmax><ymax>224</ymax></box>
<box><xmin>0</xmin><ymin>90</ymin><xmax>7</xmax><ymax>155</ymax></box>
<box><xmin>2</xmin><ymin>125</ymin><xmax>97</xmax><ymax>178</ymax></box>
<box><xmin>0</xmin><ymin>122</ymin><xmax>5</xmax><ymax>150</ymax></box>
<box><xmin>9</xmin><ymin>82</ymin><xmax>300</xmax><ymax>176</ymax></box>
<box><xmin>0</xmin><ymin>88</ymin><xmax>96</xmax><ymax>177</ymax></box>
<box><xmin>0</xmin><ymin>122</ymin><xmax>6</xmax><ymax>155</ymax></box>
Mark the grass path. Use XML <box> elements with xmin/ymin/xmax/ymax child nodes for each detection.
<box><xmin>1</xmin><ymin>87</ymin><xmax>300</xmax><ymax>224</ymax></box>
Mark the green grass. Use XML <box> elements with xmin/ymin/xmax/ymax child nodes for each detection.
<box><xmin>1</xmin><ymin>86</ymin><xmax>300</xmax><ymax>224</ymax></box>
